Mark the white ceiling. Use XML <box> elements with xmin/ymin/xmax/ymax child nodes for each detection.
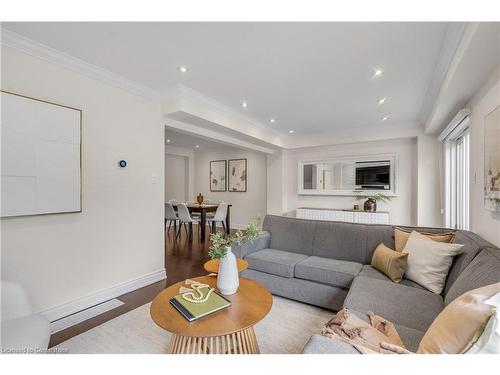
<box><xmin>3</xmin><ymin>22</ymin><xmax>455</xmax><ymax>135</ymax></box>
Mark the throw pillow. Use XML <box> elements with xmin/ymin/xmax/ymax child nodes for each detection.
<box><xmin>394</xmin><ymin>227</ymin><xmax>455</xmax><ymax>252</ymax></box>
<box><xmin>403</xmin><ymin>231</ymin><xmax>463</xmax><ymax>294</ymax></box>
<box><xmin>465</xmin><ymin>292</ymin><xmax>500</xmax><ymax>354</ymax></box>
<box><xmin>371</xmin><ymin>243</ymin><xmax>408</xmax><ymax>283</ymax></box>
<box><xmin>418</xmin><ymin>283</ymin><xmax>500</xmax><ymax>354</ymax></box>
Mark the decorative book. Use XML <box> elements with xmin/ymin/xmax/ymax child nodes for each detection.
<box><xmin>170</xmin><ymin>285</ymin><xmax>231</xmax><ymax>322</ymax></box>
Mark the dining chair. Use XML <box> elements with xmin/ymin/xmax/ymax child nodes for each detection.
<box><xmin>186</xmin><ymin>200</ymin><xmax>202</xmax><ymax>217</ymax></box>
<box><xmin>164</xmin><ymin>203</ymin><xmax>179</xmax><ymax>233</ymax></box>
<box><xmin>206</xmin><ymin>202</ymin><xmax>229</xmax><ymax>234</ymax></box>
<box><xmin>176</xmin><ymin>203</ymin><xmax>201</xmax><ymax>240</ymax></box>
<box><xmin>168</xmin><ymin>199</ymin><xmax>178</xmax><ymax>205</ymax></box>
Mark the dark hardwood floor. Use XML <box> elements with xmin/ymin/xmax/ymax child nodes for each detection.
<box><xmin>49</xmin><ymin>224</ymin><xmax>231</xmax><ymax>348</ymax></box>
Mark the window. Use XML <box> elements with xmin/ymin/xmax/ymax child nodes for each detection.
<box><xmin>444</xmin><ymin>128</ymin><xmax>470</xmax><ymax>230</ymax></box>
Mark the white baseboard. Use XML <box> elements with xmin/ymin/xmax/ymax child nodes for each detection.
<box><xmin>39</xmin><ymin>269</ymin><xmax>167</xmax><ymax>322</ymax></box>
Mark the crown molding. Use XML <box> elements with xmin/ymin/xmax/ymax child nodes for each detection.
<box><xmin>1</xmin><ymin>28</ymin><xmax>160</xmax><ymax>101</ymax></box>
<box><xmin>419</xmin><ymin>22</ymin><xmax>468</xmax><ymax>124</ymax></box>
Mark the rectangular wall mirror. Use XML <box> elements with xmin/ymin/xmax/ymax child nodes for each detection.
<box><xmin>298</xmin><ymin>155</ymin><xmax>397</xmax><ymax>196</ymax></box>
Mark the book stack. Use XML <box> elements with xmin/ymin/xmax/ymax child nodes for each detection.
<box><xmin>170</xmin><ymin>285</ymin><xmax>231</xmax><ymax>322</ymax></box>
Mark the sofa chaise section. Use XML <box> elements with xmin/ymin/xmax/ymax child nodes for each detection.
<box><xmin>233</xmin><ymin>215</ymin><xmax>500</xmax><ymax>354</ymax></box>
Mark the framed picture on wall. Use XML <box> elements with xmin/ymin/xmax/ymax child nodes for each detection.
<box><xmin>210</xmin><ymin>160</ymin><xmax>227</xmax><ymax>192</ymax></box>
<box><xmin>228</xmin><ymin>158</ymin><xmax>247</xmax><ymax>192</ymax></box>
<box><xmin>484</xmin><ymin>105</ymin><xmax>500</xmax><ymax>212</ymax></box>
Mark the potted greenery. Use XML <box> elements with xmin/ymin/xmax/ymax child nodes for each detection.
<box><xmin>208</xmin><ymin>219</ymin><xmax>260</xmax><ymax>295</ymax></box>
<box><xmin>354</xmin><ymin>193</ymin><xmax>392</xmax><ymax>212</ymax></box>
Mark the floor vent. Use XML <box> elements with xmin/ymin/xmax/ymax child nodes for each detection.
<box><xmin>50</xmin><ymin>298</ymin><xmax>124</xmax><ymax>334</ymax></box>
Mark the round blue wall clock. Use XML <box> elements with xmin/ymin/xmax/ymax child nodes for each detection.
<box><xmin>119</xmin><ymin>160</ymin><xmax>127</xmax><ymax>168</ymax></box>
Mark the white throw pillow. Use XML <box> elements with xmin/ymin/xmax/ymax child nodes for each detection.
<box><xmin>466</xmin><ymin>293</ymin><xmax>500</xmax><ymax>354</ymax></box>
<box><xmin>403</xmin><ymin>231</ymin><xmax>464</xmax><ymax>294</ymax></box>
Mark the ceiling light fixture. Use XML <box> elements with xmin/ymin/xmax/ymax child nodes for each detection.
<box><xmin>373</xmin><ymin>69</ymin><xmax>383</xmax><ymax>78</ymax></box>
<box><xmin>270</xmin><ymin>118</ymin><xmax>276</xmax><ymax>123</ymax></box>
<box><xmin>195</xmin><ymin>145</ymin><xmax>200</xmax><ymax>148</ymax></box>
<box><xmin>178</xmin><ymin>66</ymin><xmax>188</xmax><ymax>73</ymax></box>
<box><xmin>378</xmin><ymin>97</ymin><xmax>386</xmax><ymax>105</ymax></box>
<box><xmin>289</xmin><ymin>130</ymin><xmax>295</xmax><ymax>134</ymax></box>
<box><xmin>242</xmin><ymin>101</ymin><xmax>248</xmax><ymax>108</ymax></box>
<box><xmin>166</xmin><ymin>139</ymin><xmax>171</xmax><ymax>143</ymax></box>
<box><xmin>381</xmin><ymin>116</ymin><xmax>389</xmax><ymax>121</ymax></box>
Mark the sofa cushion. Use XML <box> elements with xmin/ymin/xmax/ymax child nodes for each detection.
<box><xmin>245</xmin><ymin>248</ymin><xmax>308</xmax><ymax>278</ymax></box>
<box><xmin>444</xmin><ymin>231</ymin><xmax>492</xmax><ymax>295</ymax></box>
<box><xmin>402</xmin><ymin>231</ymin><xmax>464</xmax><ymax>294</ymax></box>
<box><xmin>445</xmin><ymin>248</ymin><xmax>500</xmax><ymax>305</ymax></box>
<box><xmin>295</xmin><ymin>256</ymin><xmax>362</xmax><ymax>288</ymax></box>
<box><xmin>365</xmin><ymin>225</ymin><xmax>395</xmax><ymax>263</ymax></box>
<box><xmin>358</xmin><ymin>265</ymin><xmax>426</xmax><ymax>290</ymax></box>
<box><xmin>344</xmin><ymin>276</ymin><xmax>444</xmax><ymax>332</ymax></box>
<box><xmin>394</xmin><ymin>226</ymin><xmax>455</xmax><ymax>251</ymax></box>
<box><xmin>370</xmin><ymin>243</ymin><xmax>408</xmax><ymax>283</ymax></box>
<box><xmin>312</xmin><ymin>221</ymin><xmax>367</xmax><ymax>263</ymax></box>
<box><xmin>263</xmin><ymin>215</ymin><xmax>316</xmax><ymax>255</ymax></box>
<box><xmin>301</xmin><ymin>334</ymin><xmax>360</xmax><ymax>354</ymax></box>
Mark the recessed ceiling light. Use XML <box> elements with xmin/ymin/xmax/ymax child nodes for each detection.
<box><xmin>381</xmin><ymin>116</ymin><xmax>389</xmax><ymax>121</ymax></box>
<box><xmin>289</xmin><ymin>130</ymin><xmax>295</xmax><ymax>134</ymax></box>
<box><xmin>373</xmin><ymin>69</ymin><xmax>383</xmax><ymax>78</ymax></box>
<box><xmin>270</xmin><ymin>118</ymin><xmax>276</xmax><ymax>123</ymax></box>
<box><xmin>378</xmin><ymin>97</ymin><xmax>386</xmax><ymax>105</ymax></box>
<box><xmin>195</xmin><ymin>145</ymin><xmax>200</xmax><ymax>148</ymax></box>
<box><xmin>178</xmin><ymin>66</ymin><xmax>188</xmax><ymax>73</ymax></box>
<box><xmin>242</xmin><ymin>101</ymin><xmax>248</xmax><ymax>108</ymax></box>
<box><xmin>166</xmin><ymin>139</ymin><xmax>171</xmax><ymax>143</ymax></box>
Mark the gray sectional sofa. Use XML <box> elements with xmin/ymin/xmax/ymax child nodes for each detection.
<box><xmin>233</xmin><ymin>214</ymin><xmax>500</xmax><ymax>353</ymax></box>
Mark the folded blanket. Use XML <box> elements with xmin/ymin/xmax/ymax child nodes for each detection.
<box><xmin>321</xmin><ymin>309</ymin><xmax>412</xmax><ymax>354</ymax></box>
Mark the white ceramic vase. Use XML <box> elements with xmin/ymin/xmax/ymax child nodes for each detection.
<box><xmin>217</xmin><ymin>246</ymin><xmax>239</xmax><ymax>295</ymax></box>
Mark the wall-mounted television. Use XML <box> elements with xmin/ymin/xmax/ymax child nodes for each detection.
<box><xmin>354</xmin><ymin>161</ymin><xmax>391</xmax><ymax>190</ymax></box>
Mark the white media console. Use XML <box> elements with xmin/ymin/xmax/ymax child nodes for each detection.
<box><xmin>296</xmin><ymin>207</ymin><xmax>390</xmax><ymax>224</ymax></box>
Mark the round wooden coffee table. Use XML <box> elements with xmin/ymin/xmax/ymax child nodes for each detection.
<box><xmin>150</xmin><ymin>276</ymin><xmax>272</xmax><ymax>354</ymax></box>
<box><xmin>203</xmin><ymin>258</ymin><xmax>249</xmax><ymax>274</ymax></box>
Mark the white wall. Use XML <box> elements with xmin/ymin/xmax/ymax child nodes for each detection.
<box><xmin>417</xmin><ymin>134</ymin><xmax>444</xmax><ymax>227</ymax></box>
<box><xmin>165</xmin><ymin>154</ymin><xmax>187</xmax><ymax>202</ymax></box>
<box><xmin>1</xmin><ymin>47</ymin><xmax>165</xmax><ymax>315</ymax></box>
<box><xmin>194</xmin><ymin>146</ymin><xmax>267</xmax><ymax>228</ymax></box>
<box><xmin>272</xmin><ymin>138</ymin><xmax>418</xmax><ymax>226</ymax></box>
<box><xmin>468</xmin><ymin>66</ymin><xmax>500</xmax><ymax>247</ymax></box>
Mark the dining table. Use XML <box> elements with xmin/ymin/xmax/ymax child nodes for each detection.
<box><xmin>171</xmin><ymin>202</ymin><xmax>232</xmax><ymax>241</ymax></box>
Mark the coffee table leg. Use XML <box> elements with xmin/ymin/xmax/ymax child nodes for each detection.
<box><xmin>168</xmin><ymin>328</ymin><xmax>259</xmax><ymax>354</ymax></box>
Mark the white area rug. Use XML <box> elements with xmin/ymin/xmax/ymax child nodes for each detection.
<box><xmin>54</xmin><ymin>296</ymin><xmax>333</xmax><ymax>354</ymax></box>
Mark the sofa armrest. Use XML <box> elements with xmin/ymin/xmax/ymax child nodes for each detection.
<box><xmin>232</xmin><ymin>231</ymin><xmax>270</xmax><ymax>259</ymax></box>
<box><xmin>301</xmin><ymin>334</ymin><xmax>360</xmax><ymax>354</ymax></box>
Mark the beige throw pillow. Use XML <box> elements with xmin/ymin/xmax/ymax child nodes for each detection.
<box><xmin>394</xmin><ymin>227</ymin><xmax>455</xmax><ymax>252</ymax></box>
<box><xmin>403</xmin><ymin>231</ymin><xmax>463</xmax><ymax>294</ymax></box>
<box><xmin>465</xmin><ymin>292</ymin><xmax>500</xmax><ymax>354</ymax></box>
<box><xmin>418</xmin><ymin>283</ymin><xmax>500</xmax><ymax>354</ymax></box>
<box><xmin>371</xmin><ymin>243</ymin><xmax>408</xmax><ymax>283</ymax></box>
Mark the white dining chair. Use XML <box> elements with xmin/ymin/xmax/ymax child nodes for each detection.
<box><xmin>176</xmin><ymin>203</ymin><xmax>201</xmax><ymax>240</ymax></box>
<box><xmin>206</xmin><ymin>202</ymin><xmax>229</xmax><ymax>234</ymax></box>
<box><xmin>168</xmin><ymin>199</ymin><xmax>178</xmax><ymax>205</ymax></box>
<box><xmin>164</xmin><ymin>203</ymin><xmax>179</xmax><ymax>233</ymax></box>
